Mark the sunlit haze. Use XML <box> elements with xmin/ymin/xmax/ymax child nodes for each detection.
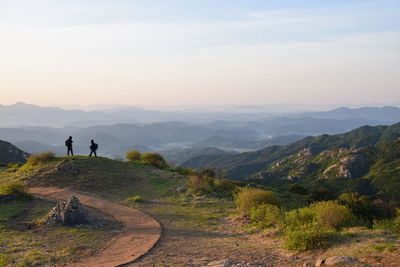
<box><xmin>1</xmin><ymin>0</ymin><xmax>399</xmax><ymax>106</ymax></box>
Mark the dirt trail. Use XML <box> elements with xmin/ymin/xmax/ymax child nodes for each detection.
<box><xmin>30</xmin><ymin>187</ymin><xmax>161</xmax><ymax>267</ymax></box>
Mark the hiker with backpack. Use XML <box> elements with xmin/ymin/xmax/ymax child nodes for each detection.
<box><xmin>89</xmin><ymin>140</ymin><xmax>98</xmax><ymax>157</ymax></box>
<box><xmin>65</xmin><ymin>136</ymin><xmax>73</xmax><ymax>156</ymax></box>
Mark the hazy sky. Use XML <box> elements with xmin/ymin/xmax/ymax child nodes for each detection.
<box><xmin>1</xmin><ymin>0</ymin><xmax>399</xmax><ymax>106</ymax></box>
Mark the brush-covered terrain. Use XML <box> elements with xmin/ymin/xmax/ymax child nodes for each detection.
<box><xmin>182</xmin><ymin>123</ymin><xmax>400</xmax><ymax>180</ymax></box>
<box><xmin>1</xmin><ymin>148</ymin><xmax>399</xmax><ymax>266</ymax></box>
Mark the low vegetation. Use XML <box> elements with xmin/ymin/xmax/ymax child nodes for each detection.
<box><xmin>126</xmin><ymin>150</ymin><xmax>141</xmax><ymax>162</ymax></box>
<box><xmin>126</xmin><ymin>150</ymin><xmax>169</xmax><ymax>169</ymax></box>
<box><xmin>140</xmin><ymin>152</ymin><xmax>169</xmax><ymax>169</ymax></box>
<box><xmin>26</xmin><ymin>152</ymin><xmax>55</xmax><ymax>166</ymax></box>
<box><xmin>235</xmin><ymin>188</ymin><xmax>279</xmax><ymax>216</ymax></box>
<box><xmin>0</xmin><ymin>181</ymin><xmax>31</xmax><ymax>199</ymax></box>
<box><xmin>239</xmin><ymin>190</ymin><xmax>400</xmax><ymax>252</ymax></box>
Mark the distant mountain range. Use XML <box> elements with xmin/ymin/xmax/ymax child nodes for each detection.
<box><xmin>0</xmin><ymin>102</ymin><xmax>399</xmax><ymax>162</ymax></box>
<box><xmin>1</xmin><ymin>102</ymin><xmax>399</xmax><ymax>127</ymax></box>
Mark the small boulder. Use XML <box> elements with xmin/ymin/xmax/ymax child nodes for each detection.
<box><xmin>46</xmin><ymin>196</ymin><xmax>94</xmax><ymax>226</ymax></box>
<box><xmin>324</xmin><ymin>256</ymin><xmax>357</xmax><ymax>265</ymax></box>
<box><xmin>206</xmin><ymin>259</ymin><xmax>235</xmax><ymax>267</ymax></box>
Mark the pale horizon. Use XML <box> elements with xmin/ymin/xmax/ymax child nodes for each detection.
<box><xmin>1</xmin><ymin>0</ymin><xmax>399</xmax><ymax>106</ymax></box>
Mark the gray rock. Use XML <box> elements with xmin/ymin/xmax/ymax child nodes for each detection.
<box><xmin>324</xmin><ymin>256</ymin><xmax>357</xmax><ymax>266</ymax></box>
<box><xmin>46</xmin><ymin>196</ymin><xmax>94</xmax><ymax>226</ymax></box>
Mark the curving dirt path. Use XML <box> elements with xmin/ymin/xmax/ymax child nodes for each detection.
<box><xmin>30</xmin><ymin>187</ymin><xmax>161</xmax><ymax>267</ymax></box>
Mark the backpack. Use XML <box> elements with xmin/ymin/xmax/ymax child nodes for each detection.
<box><xmin>65</xmin><ymin>139</ymin><xmax>71</xmax><ymax>147</ymax></box>
<box><xmin>93</xmin><ymin>143</ymin><xmax>99</xmax><ymax>150</ymax></box>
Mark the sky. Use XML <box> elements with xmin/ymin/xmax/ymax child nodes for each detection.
<box><xmin>0</xmin><ymin>0</ymin><xmax>399</xmax><ymax>107</ymax></box>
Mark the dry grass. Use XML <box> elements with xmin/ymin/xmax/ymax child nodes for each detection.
<box><xmin>26</xmin><ymin>152</ymin><xmax>55</xmax><ymax>166</ymax></box>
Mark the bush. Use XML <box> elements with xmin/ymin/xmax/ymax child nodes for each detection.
<box><xmin>235</xmin><ymin>188</ymin><xmax>279</xmax><ymax>216</ymax></box>
<box><xmin>284</xmin><ymin>227</ymin><xmax>337</xmax><ymax>251</ymax></box>
<box><xmin>187</xmin><ymin>175</ymin><xmax>214</xmax><ymax>194</ymax></box>
<box><xmin>313</xmin><ymin>201</ymin><xmax>353</xmax><ymax>230</ymax></box>
<box><xmin>26</xmin><ymin>152</ymin><xmax>55</xmax><ymax>166</ymax></box>
<box><xmin>126</xmin><ymin>150</ymin><xmax>141</xmax><ymax>162</ymax></box>
<box><xmin>373</xmin><ymin>208</ymin><xmax>400</xmax><ymax>233</ymax></box>
<box><xmin>338</xmin><ymin>193</ymin><xmax>399</xmax><ymax>227</ymax></box>
<box><xmin>250</xmin><ymin>204</ymin><xmax>283</xmax><ymax>229</ymax></box>
<box><xmin>285</xmin><ymin>201</ymin><xmax>352</xmax><ymax>231</ymax></box>
<box><xmin>285</xmin><ymin>206</ymin><xmax>316</xmax><ymax>231</ymax></box>
<box><xmin>140</xmin><ymin>153</ymin><xmax>168</xmax><ymax>168</ymax></box>
<box><xmin>0</xmin><ymin>181</ymin><xmax>31</xmax><ymax>199</ymax></box>
<box><xmin>187</xmin><ymin>175</ymin><xmax>237</xmax><ymax>197</ymax></box>
<box><xmin>213</xmin><ymin>178</ymin><xmax>237</xmax><ymax>197</ymax></box>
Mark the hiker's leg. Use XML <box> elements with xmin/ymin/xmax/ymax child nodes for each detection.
<box><xmin>89</xmin><ymin>151</ymin><xmax>92</xmax><ymax>157</ymax></box>
<box><xmin>94</xmin><ymin>151</ymin><xmax>97</xmax><ymax>157</ymax></box>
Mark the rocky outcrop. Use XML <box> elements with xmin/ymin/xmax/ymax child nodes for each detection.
<box><xmin>45</xmin><ymin>196</ymin><xmax>93</xmax><ymax>226</ymax></box>
<box><xmin>315</xmin><ymin>256</ymin><xmax>369</xmax><ymax>266</ymax></box>
<box><xmin>322</xmin><ymin>152</ymin><xmax>369</xmax><ymax>179</ymax></box>
<box><xmin>55</xmin><ymin>160</ymin><xmax>79</xmax><ymax>176</ymax></box>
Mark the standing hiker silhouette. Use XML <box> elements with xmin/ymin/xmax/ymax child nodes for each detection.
<box><xmin>89</xmin><ymin>140</ymin><xmax>98</xmax><ymax>157</ymax></box>
<box><xmin>65</xmin><ymin>136</ymin><xmax>73</xmax><ymax>156</ymax></box>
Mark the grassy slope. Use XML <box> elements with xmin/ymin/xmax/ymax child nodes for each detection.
<box><xmin>1</xmin><ymin>157</ymin><xmax>399</xmax><ymax>266</ymax></box>
<box><xmin>0</xmin><ymin>197</ymin><xmax>121</xmax><ymax>266</ymax></box>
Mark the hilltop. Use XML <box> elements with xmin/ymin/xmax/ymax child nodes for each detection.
<box><xmin>1</xmin><ymin>155</ymin><xmax>400</xmax><ymax>266</ymax></box>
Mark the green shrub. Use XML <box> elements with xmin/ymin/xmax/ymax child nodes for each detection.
<box><xmin>187</xmin><ymin>175</ymin><xmax>237</xmax><ymax>197</ymax></box>
<box><xmin>250</xmin><ymin>204</ymin><xmax>283</xmax><ymax>229</ymax></box>
<box><xmin>140</xmin><ymin>153</ymin><xmax>169</xmax><ymax>168</ymax></box>
<box><xmin>338</xmin><ymin>193</ymin><xmax>394</xmax><ymax>227</ymax></box>
<box><xmin>187</xmin><ymin>175</ymin><xmax>214</xmax><ymax>194</ymax></box>
<box><xmin>373</xmin><ymin>208</ymin><xmax>400</xmax><ymax>233</ymax></box>
<box><xmin>285</xmin><ymin>206</ymin><xmax>316</xmax><ymax>231</ymax></box>
<box><xmin>0</xmin><ymin>181</ymin><xmax>31</xmax><ymax>199</ymax></box>
<box><xmin>285</xmin><ymin>201</ymin><xmax>352</xmax><ymax>231</ymax></box>
<box><xmin>213</xmin><ymin>178</ymin><xmax>237</xmax><ymax>197</ymax></box>
<box><xmin>284</xmin><ymin>227</ymin><xmax>337</xmax><ymax>251</ymax></box>
<box><xmin>235</xmin><ymin>188</ymin><xmax>279</xmax><ymax>216</ymax></box>
<box><xmin>26</xmin><ymin>152</ymin><xmax>55</xmax><ymax>166</ymax></box>
<box><xmin>126</xmin><ymin>150</ymin><xmax>141</xmax><ymax>162</ymax></box>
<box><xmin>313</xmin><ymin>201</ymin><xmax>353</xmax><ymax>230</ymax></box>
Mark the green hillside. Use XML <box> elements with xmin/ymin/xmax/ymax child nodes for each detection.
<box><xmin>182</xmin><ymin>123</ymin><xmax>400</xmax><ymax>181</ymax></box>
<box><xmin>0</xmin><ymin>140</ymin><xmax>29</xmax><ymax>165</ymax></box>
<box><xmin>250</xmin><ymin>138</ymin><xmax>400</xmax><ymax>200</ymax></box>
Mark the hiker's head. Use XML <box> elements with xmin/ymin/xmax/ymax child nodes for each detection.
<box><xmin>69</xmin><ymin>136</ymin><xmax>72</xmax><ymax>140</ymax></box>
<box><xmin>91</xmin><ymin>140</ymin><xmax>94</xmax><ymax>143</ymax></box>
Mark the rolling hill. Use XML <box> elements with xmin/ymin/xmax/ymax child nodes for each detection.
<box><xmin>0</xmin><ymin>140</ymin><xmax>29</xmax><ymax>164</ymax></box>
<box><xmin>181</xmin><ymin>123</ymin><xmax>400</xmax><ymax>181</ymax></box>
